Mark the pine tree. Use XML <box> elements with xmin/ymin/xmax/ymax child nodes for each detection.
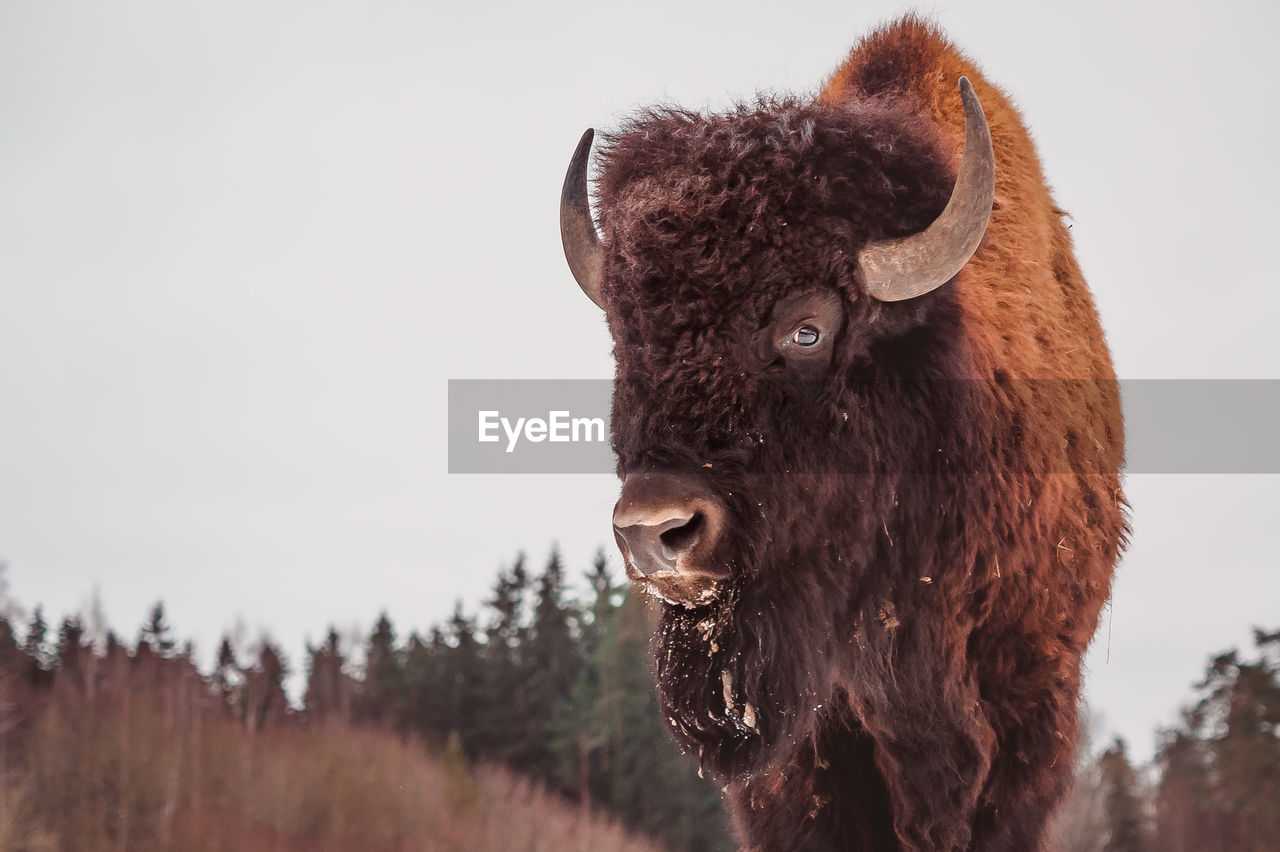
<box><xmin>1153</xmin><ymin>729</ymin><xmax>1214</xmax><ymax>852</ymax></box>
<box><xmin>0</xmin><ymin>616</ymin><xmax>27</xmax><ymax>738</ymax></box>
<box><xmin>23</xmin><ymin>605</ymin><xmax>51</xmax><ymax>675</ymax></box>
<box><xmin>1153</xmin><ymin>627</ymin><xmax>1280</xmax><ymax>851</ymax></box>
<box><xmin>554</xmin><ymin>549</ymin><xmax>619</xmax><ymax>807</ymax></box>
<box><xmin>440</xmin><ymin>601</ymin><xmax>484</xmax><ymax>753</ymax></box>
<box><xmin>486</xmin><ymin>553</ymin><xmax>528</xmax><ymax>659</ymax></box>
<box><xmin>1099</xmin><ymin>737</ymin><xmax>1146</xmax><ymax>852</ymax></box>
<box><xmin>581</xmin><ymin>549</ymin><xmax>617</xmax><ymax>661</ymax></box>
<box><xmin>0</xmin><ymin>617</ymin><xmax>20</xmax><ymax>672</ymax></box>
<box><xmin>55</xmin><ymin>615</ymin><xmax>86</xmax><ymax>692</ymax></box>
<box><xmin>304</xmin><ymin>626</ymin><xmax>354</xmax><ymax>724</ymax></box>
<box><xmin>212</xmin><ymin>634</ymin><xmax>240</xmax><ymax>709</ymax></box>
<box><xmin>1190</xmin><ymin>629</ymin><xmax>1280</xmax><ymax>849</ymax></box>
<box><xmin>404</xmin><ymin>629</ymin><xmax>446</xmax><ymax>743</ymax></box>
<box><xmin>242</xmin><ymin>639</ymin><xmax>289</xmax><ymax>734</ymax></box>
<box><xmin>522</xmin><ymin>547</ymin><xmax>581</xmax><ymax>787</ymax></box>
<box><xmin>474</xmin><ymin>555</ymin><xmax>531</xmax><ymax>763</ymax></box>
<box><xmin>357</xmin><ymin>613</ymin><xmax>405</xmax><ymax>728</ymax></box>
<box><xmin>138</xmin><ymin>601</ymin><xmax>177</xmax><ymax>659</ymax></box>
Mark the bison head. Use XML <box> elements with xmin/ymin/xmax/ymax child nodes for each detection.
<box><xmin>563</xmin><ymin>80</ymin><xmax>991</xmax><ymax>603</ymax></box>
<box><xmin>559</xmin><ymin>79</ymin><xmax>995</xmax><ymax>773</ymax></box>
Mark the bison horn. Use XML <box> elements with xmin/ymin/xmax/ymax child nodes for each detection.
<box><xmin>560</xmin><ymin>128</ymin><xmax>606</xmax><ymax>309</ymax></box>
<box><xmin>857</xmin><ymin>77</ymin><xmax>996</xmax><ymax>302</ymax></box>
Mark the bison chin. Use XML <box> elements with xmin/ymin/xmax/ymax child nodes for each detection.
<box><xmin>629</xmin><ymin>570</ymin><xmax>728</xmax><ymax>609</ymax></box>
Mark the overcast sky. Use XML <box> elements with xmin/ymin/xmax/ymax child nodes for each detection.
<box><xmin>1</xmin><ymin>0</ymin><xmax>1277</xmax><ymax>762</ymax></box>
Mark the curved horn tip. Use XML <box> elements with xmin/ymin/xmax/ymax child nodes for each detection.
<box><xmin>957</xmin><ymin>76</ymin><xmax>983</xmax><ymax>114</ymax></box>
<box><xmin>560</xmin><ymin>127</ymin><xmax>606</xmax><ymax>310</ymax></box>
<box><xmin>855</xmin><ymin>74</ymin><xmax>996</xmax><ymax>303</ymax></box>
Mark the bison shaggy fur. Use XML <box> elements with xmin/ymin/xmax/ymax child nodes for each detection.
<box><xmin>587</xmin><ymin>16</ymin><xmax>1128</xmax><ymax>851</ymax></box>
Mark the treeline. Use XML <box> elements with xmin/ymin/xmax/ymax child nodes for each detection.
<box><xmin>2</xmin><ymin>553</ymin><xmax>1276</xmax><ymax>851</ymax></box>
<box><xmin>294</xmin><ymin>548</ymin><xmax>730</xmax><ymax>849</ymax></box>
<box><xmin>0</xmin><ymin>551</ymin><xmax>731</xmax><ymax>851</ymax></box>
<box><xmin>1053</xmin><ymin>628</ymin><xmax>1280</xmax><ymax>852</ymax></box>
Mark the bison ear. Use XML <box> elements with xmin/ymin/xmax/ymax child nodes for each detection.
<box><xmin>857</xmin><ymin>77</ymin><xmax>996</xmax><ymax>302</ymax></box>
<box><xmin>560</xmin><ymin>128</ymin><xmax>606</xmax><ymax>310</ymax></box>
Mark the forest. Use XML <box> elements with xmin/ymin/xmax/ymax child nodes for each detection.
<box><xmin>0</xmin><ymin>550</ymin><xmax>1276</xmax><ymax>851</ymax></box>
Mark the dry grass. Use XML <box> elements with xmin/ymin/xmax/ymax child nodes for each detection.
<box><xmin>0</xmin><ymin>681</ymin><xmax>662</xmax><ymax>852</ymax></box>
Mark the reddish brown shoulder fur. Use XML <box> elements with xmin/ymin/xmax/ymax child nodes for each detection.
<box><xmin>824</xmin><ymin>17</ymin><xmax>1116</xmax><ymax>380</ymax></box>
<box><xmin>822</xmin><ymin>16</ymin><xmax>1123</xmax><ymax>478</ymax></box>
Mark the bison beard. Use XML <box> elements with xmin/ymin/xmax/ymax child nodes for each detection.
<box><xmin>561</xmin><ymin>16</ymin><xmax>1128</xmax><ymax>852</ymax></box>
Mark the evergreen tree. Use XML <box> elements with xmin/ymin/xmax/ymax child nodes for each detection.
<box><xmin>474</xmin><ymin>555</ymin><xmax>531</xmax><ymax>764</ymax></box>
<box><xmin>0</xmin><ymin>616</ymin><xmax>26</xmax><ymax>737</ymax></box>
<box><xmin>1153</xmin><ymin>627</ymin><xmax>1280</xmax><ymax>851</ymax></box>
<box><xmin>242</xmin><ymin>639</ymin><xmax>289</xmax><ymax>734</ymax></box>
<box><xmin>522</xmin><ymin>547</ymin><xmax>581</xmax><ymax>787</ymax></box>
<box><xmin>404</xmin><ymin>629</ymin><xmax>446</xmax><ymax>743</ymax></box>
<box><xmin>584</xmin><ymin>550</ymin><xmax>618</xmax><ymax>648</ymax></box>
<box><xmin>1099</xmin><ymin>737</ymin><xmax>1146</xmax><ymax>852</ymax></box>
<box><xmin>358</xmin><ymin>613</ymin><xmax>405</xmax><ymax>728</ymax></box>
<box><xmin>23</xmin><ymin>605</ymin><xmax>51</xmax><ymax>674</ymax></box>
<box><xmin>304</xmin><ymin>626</ymin><xmax>354</xmax><ymax>723</ymax></box>
<box><xmin>1190</xmin><ymin>629</ymin><xmax>1280</xmax><ymax>849</ymax></box>
<box><xmin>0</xmin><ymin>616</ymin><xmax>20</xmax><ymax>672</ymax></box>
<box><xmin>212</xmin><ymin>634</ymin><xmax>240</xmax><ymax>708</ymax></box>
<box><xmin>440</xmin><ymin>601</ymin><xmax>484</xmax><ymax>753</ymax></box>
<box><xmin>138</xmin><ymin>601</ymin><xmax>176</xmax><ymax>659</ymax></box>
<box><xmin>1153</xmin><ymin>729</ymin><xmax>1215</xmax><ymax>852</ymax></box>
<box><xmin>554</xmin><ymin>550</ymin><xmax>619</xmax><ymax>806</ymax></box>
<box><xmin>55</xmin><ymin>615</ymin><xmax>86</xmax><ymax>691</ymax></box>
<box><xmin>486</xmin><ymin>553</ymin><xmax>528</xmax><ymax>658</ymax></box>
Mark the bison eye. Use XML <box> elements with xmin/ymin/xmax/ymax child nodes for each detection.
<box><xmin>793</xmin><ymin>325</ymin><xmax>820</xmax><ymax>347</ymax></box>
<box><xmin>760</xmin><ymin>289</ymin><xmax>843</xmax><ymax>372</ymax></box>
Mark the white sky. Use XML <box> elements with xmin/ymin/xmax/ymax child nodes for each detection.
<box><xmin>1</xmin><ymin>0</ymin><xmax>1277</xmax><ymax>762</ymax></box>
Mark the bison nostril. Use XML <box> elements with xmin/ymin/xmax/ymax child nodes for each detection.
<box><xmin>659</xmin><ymin>512</ymin><xmax>704</xmax><ymax>560</ymax></box>
<box><xmin>612</xmin><ymin>473</ymin><xmax>728</xmax><ymax>581</ymax></box>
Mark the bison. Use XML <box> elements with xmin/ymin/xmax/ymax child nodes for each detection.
<box><xmin>558</xmin><ymin>17</ymin><xmax>1127</xmax><ymax>851</ymax></box>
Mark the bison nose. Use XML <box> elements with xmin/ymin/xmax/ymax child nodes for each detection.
<box><xmin>612</xmin><ymin>473</ymin><xmax>726</xmax><ymax>578</ymax></box>
<box><xmin>613</xmin><ymin>509</ymin><xmax>703</xmax><ymax>576</ymax></box>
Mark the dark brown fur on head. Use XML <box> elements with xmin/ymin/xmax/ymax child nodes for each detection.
<box><xmin>598</xmin><ymin>94</ymin><xmax>952</xmax><ymax>388</ymax></box>
<box><xmin>586</xmin><ymin>15</ymin><xmax>1127</xmax><ymax>852</ymax></box>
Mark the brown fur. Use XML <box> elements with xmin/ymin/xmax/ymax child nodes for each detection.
<box><xmin>591</xmin><ymin>16</ymin><xmax>1127</xmax><ymax>851</ymax></box>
